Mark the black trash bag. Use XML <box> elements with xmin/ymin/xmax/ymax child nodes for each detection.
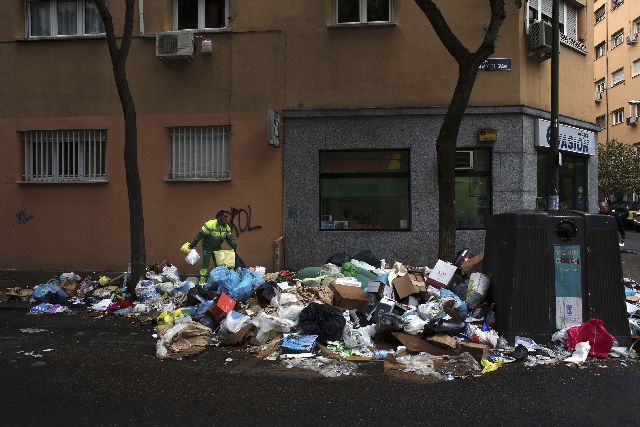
<box><xmin>298</xmin><ymin>302</ymin><xmax>346</xmax><ymax>342</ymax></box>
<box><xmin>257</xmin><ymin>281</ymin><xmax>278</xmax><ymax>305</ymax></box>
<box><xmin>421</xmin><ymin>318</ymin><xmax>466</xmax><ymax>337</ymax></box>
<box><xmin>235</xmin><ymin>253</ymin><xmax>246</xmax><ymax>269</ymax></box>
<box><xmin>352</xmin><ymin>250</ymin><xmax>382</xmax><ymax>269</ymax></box>
<box><xmin>186</xmin><ymin>286</ymin><xmax>218</xmax><ymax>307</ymax></box>
<box><xmin>326</xmin><ymin>252</ymin><xmax>352</xmax><ymax>266</ymax></box>
<box><xmin>375</xmin><ymin>312</ymin><xmax>409</xmax><ymax>336</ymax></box>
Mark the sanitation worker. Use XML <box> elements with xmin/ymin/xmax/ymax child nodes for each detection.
<box><xmin>190</xmin><ymin>210</ymin><xmax>238</xmax><ymax>283</ymax></box>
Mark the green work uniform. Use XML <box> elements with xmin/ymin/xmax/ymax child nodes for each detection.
<box><xmin>192</xmin><ymin>219</ymin><xmax>237</xmax><ymax>282</ymax></box>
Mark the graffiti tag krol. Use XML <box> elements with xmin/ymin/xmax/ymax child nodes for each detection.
<box><xmin>229</xmin><ymin>205</ymin><xmax>262</xmax><ymax>237</ymax></box>
<box><xmin>13</xmin><ymin>205</ymin><xmax>33</xmax><ymax>226</ymax></box>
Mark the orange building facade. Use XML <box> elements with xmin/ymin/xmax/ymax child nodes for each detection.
<box><xmin>1</xmin><ymin>1</ymin><xmax>597</xmax><ymax>272</ymax></box>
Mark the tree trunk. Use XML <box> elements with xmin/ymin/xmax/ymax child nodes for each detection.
<box><xmin>436</xmin><ymin>63</ymin><xmax>483</xmax><ymax>261</ymax></box>
<box><xmin>96</xmin><ymin>1</ymin><xmax>146</xmax><ymax>294</ymax></box>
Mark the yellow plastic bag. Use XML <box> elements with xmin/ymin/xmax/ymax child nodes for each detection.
<box><xmin>214</xmin><ymin>250</ymin><xmax>236</xmax><ymax>268</ymax></box>
<box><xmin>481</xmin><ymin>358</ymin><xmax>504</xmax><ymax>374</ymax></box>
<box><xmin>157</xmin><ymin>311</ymin><xmax>175</xmax><ymax>326</ymax></box>
<box><xmin>180</xmin><ymin>242</ymin><xmax>191</xmax><ymax>255</ymax></box>
<box><xmin>98</xmin><ymin>276</ymin><xmax>110</xmax><ymax>286</ymax></box>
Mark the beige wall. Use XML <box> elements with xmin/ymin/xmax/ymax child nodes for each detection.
<box><xmin>0</xmin><ymin>0</ymin><xmax>596</xmax><ymax>273</ymax></box>
<box><xmin>593</xmin><ymin>0</ymin><xmax>640</xmax><ymax>146</ymax></box>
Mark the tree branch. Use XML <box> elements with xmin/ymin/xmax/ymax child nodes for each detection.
<box><xmin>473</xmin><ymin>0</ymin><xmax>507</xmax><ymax>62</ymax></box>
<box><xmin>414</xmin><ymin>0</ymin><xmax>471</xmax><ymax>63</ymax></box>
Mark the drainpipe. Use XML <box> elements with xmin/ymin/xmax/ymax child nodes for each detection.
<box><xmin>548</xmin><ymin>0</ymin><xmax>560</xmax><ymax>211</ymax></box>
<box><xmin>139</xmin><ymin>0</ymin><xmax>144</xmax><ymax>35</ymax></box>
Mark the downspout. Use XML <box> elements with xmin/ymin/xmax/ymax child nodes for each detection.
<box><xmin>139</xmin><ymin>0</ymin><xmax>144</xmax><ymax>35</ymax></box>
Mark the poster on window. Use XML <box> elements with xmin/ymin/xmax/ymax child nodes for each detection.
<box><xmin>554</xmin><ymin>245</ymin><xmax>583</xmax><ymax>329</ymax></box>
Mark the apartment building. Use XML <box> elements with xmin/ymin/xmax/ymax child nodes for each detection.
<box><xmin>593</xmin><ymin>0</ymin><xmax>640</xmax><ymax>146</ymax></box>
<box><xmin>1</xmin><ymin>1</ymin><xmax>597</xmax><ymax>272</ymax></box>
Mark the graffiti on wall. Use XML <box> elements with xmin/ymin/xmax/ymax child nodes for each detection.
<box><xmin>229</xmin><ymin>205</ymin><xmax>262</xmax><ymax>237</ymax></box>
<box><xmin>13</xmin><ymin>205</ymin><xmax>34</xmax><ymax>226</ymax></box>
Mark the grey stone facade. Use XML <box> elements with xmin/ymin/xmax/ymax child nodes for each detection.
<box><xmin>283</xmin><ymin>106</ymin><xmax>599</xmax><ymax>269</ymax></box>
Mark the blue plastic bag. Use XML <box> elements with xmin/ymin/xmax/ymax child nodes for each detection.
<box><xmin>281</xmin><ymin>334</ymin><xmax>318</xmax><ymax>354</ymax></box>
<box><xmin>32</xmin><ymin>283</ymin><xmax>69</xmax><ymax>304</ymax></box>
<box><xmin>205</xmin><ymin>267</ymin><xmax>240</xmax><ymax>292</ymax></box>
<box><xmin>439</xmin><ymin>288</ymin><xmax>469</xmax><ymax>317</ymax></box>
<box><xmin>135</xmin><ymin>280</ymin><xmax>161</xmax><ymax>302</ymax></box>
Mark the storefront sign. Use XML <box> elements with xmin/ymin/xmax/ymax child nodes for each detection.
<box><xmin>554</xmin><ymin>245</ymin><xmax>583</xmax><ymax>329</ymax></box>
<box><xmin>268</xmin><ymin>109</ymin><xmax>280</xmax><ymax>147</ymax></box>
<box><xmin>478</xmin><ymin>128</ymin><xmax>497</xmax><ymax>142</ymax></box>
<box><xmin>478</xmin><ymin>58</ymin><xmax>511</xmax><ymax>71</ymax></box>
<box><xmin>535</xmin><ymin>118</ymin><xmax>595</xmax><ymax>156</ymax></box>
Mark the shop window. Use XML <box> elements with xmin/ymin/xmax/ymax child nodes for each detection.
<box><xmin>537</xmin><ymin>151</ymin><xmax>588</xmax><ymax>211</ymax></box>
<box><xmin>175</xmin><ymin>0</ymin><xmax>227</xmax><ymax>30</ymax></box>
<box><xmin>169</xmin><ymin>126</ymin><xmax>229</xmax><ymax>180</ymax></box>
<box><xmin>22</xmin><ymin>129</ymin><xmax>107</xmax><ymax>182</ymax></box>
<box><xmin>455</xmin><ymin>149</ymin><xmax>492</xmax><ymax>229</ymax></box>
<box><xmin>27</xmin><ymin>0</ymin><xmax>105</xmax><ymax>38</ymax></box>
<box><xmin>319</xmin><ymin>150</ymin><xmax>409</xmax><ymax>231</ymax></box>
<box><xmin>335</xmin><ymin>0</ymin><xmax>392</xmax><ymax>24</ymax></box>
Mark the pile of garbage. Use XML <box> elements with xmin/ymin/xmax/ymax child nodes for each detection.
<box><xmin>4</xmin><ymin>249</ymin><xmax>639</xmax><ymax>380</ymax></box>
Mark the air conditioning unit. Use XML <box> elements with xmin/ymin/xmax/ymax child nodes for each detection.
<box><xmin>628</xmin><ymin>116</ymin><xmax>638</xmax><ymax>126</ymax></box>
<box><xmin>156</xmin><ymin>31</ymin><xmax>194</xmax><ymax>59</ymax></box>
<box><xmin>612</xmin><ymin>0</ymin><xmax>624</xmax><ymax>9</ymax></box>
<box><xmin>595</xmin><ymin>90</ymin><xmax>603</xmax><ymax>102</ymax></box>
<box><xmin>455</xmin><ymin>151</ymin><xmax>474</xmax><ymax>170</ymax></box>
<box><xmin>529</xmin><ymin>20</ymin><xmax>553</xmax><ymax>52</ymax></box>
<box><xmin>627</xmin><ymin>34</ymin><xmax>639</xmax><ymax>44</ymax></box>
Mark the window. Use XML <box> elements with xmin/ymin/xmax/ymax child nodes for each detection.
<box><xmin>537</xmin><ymin>151</ymin><xmax>588</xmax><ymax>211</ymax></box>
<box><xmin>634</xmin><ymin>17</ymin><xmax>640</xmax><ymax>34</ymax></box>
<box><xmin>335</xmin><ymin>0</ymin><xmax>392</xmax><ymax>24</ymax></box>
<box><xmin>633</xmin><ymin>59</ymin><xmax>640</xmax><ymax>77</ymax></box>
<box><xmin>319</xmin><ymin>150</ymin><xmax>409</xmax><ymax>231</ymax></box>
<box><xmin>612</xmin><ymin>0</ymin><xmax>624</xmax><ymax>11</ymax></box>
<box><xmin>175</xmin><ymin>0</ymin><xmax>227</xmax><ymax>30</ymax></box>
<box><xmin>596</xmin><ymin>78</ymin><xmax>606</xmax><ymax>93</ymax></box>
<box><xmin>27</xmin><ymin>0</ymin><xmax>105</xmax><ymax>37</ymax></box>
<box><xmin>170</xmin><ymin>126</ymin><xmax>229</xmax><ymax>180</ymax></box>
<box><xmin>595</xmin><ymin>6</ymin><xmax>605</xmax><ymax>24</ymax></box>
<box><xmin>612</xmin><ymin>67</ymin><xmax>625</xmax><ymax>86</ymax></box>
<box><xmin>631</xmin><ymin>104</ymin><xmax>640</xmax><ymax>118</ymax></box>
<box><xmin>612</xmin><ymin>29</ymin><xmax>624</xmax><ymax>48</ymax></box>
<box><xmin>596</xmin><ymin>114</ymin><xmax>606</xmax><ymax>130</ymax></box>
<box><xmin>23</xmin><ymin>129</ymin><xmax>107</xmax><ymax>182</ymax></box>
<box><xmin>612</xmin><ymin>108</ymin><xmax>625</xmax><ymax>125</ymax></box>
<box><xmin>595</xmin><ymin>42</ymin><xmax>606</xmax><ymax>59</ymax></box>
<box><xmin>527</xmin><ymin>0</ymin><xmax>579</xmax><ymax>39</ymax></box>
<box><xmin>455</xmin><ymin>149</ymin><xmax>492</xmax><ymax>229</ymax></box>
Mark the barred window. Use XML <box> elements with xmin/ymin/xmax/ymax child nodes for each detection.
<box><xmin>23</xmin><ymin>129</ymin><xmax>107</xmax><ymax>182</ymax></box>
<box><xmin>170</xmin><ymin>126</ymin><xmax>230</xmax><ymax>180</ymax></box>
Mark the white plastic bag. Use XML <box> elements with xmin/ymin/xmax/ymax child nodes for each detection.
<box><xmin>219</xmin><ymin>311</ymin><xmax>251</xmax><ymax>335</ymax></box>
<box><xmin>251</xmin><ymin>312</ymin><xmax>295</xmax><ymax>344</ymax></box>
<box><xmin>185</xmin><ymin>249</ymin><xmax>200</xmax><ymax>266</ymax></box>
<box><xmin>342</xmin><ymin>323</ymin><xmax>373</xmax><ymax>349</ymax></box>
<box><xmin>403</xmin><ymin>314</ymin><xmax>429</xmax><ymax>336</ymax></box>
<box><xmin>277</xmin><ymin>305</ymin><xmax>305</xmax><ymax>323</ymax></box>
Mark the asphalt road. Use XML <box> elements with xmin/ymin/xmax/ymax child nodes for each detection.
<box><xmin>0</xmin><ymin>309</ymin><xmax>639</xmax><ymax>426</ymax></box>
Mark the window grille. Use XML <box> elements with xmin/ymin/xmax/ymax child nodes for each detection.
<box><xmin>170</xmin><ymin>126</ymin><xmax>230</xmax><ymax>180</ymax></box>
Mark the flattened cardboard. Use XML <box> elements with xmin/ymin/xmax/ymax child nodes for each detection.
<box><xmin>459</xmin><ymin>342</ymin><xmax>489</xmax><ymax>363</ymax></box>
<box><xmin>462</xmin><ymin>252</ymin><xmax>484</xmax><ymax>276</ymax></box>
<box><xmin>427</xmin><ymin>334</ymin><xmax>458</xmax><ymax>349</ymax></box>
<box><xmin>329</xmin><ymin>284</ymin><xmax>368</xmax><ymax>310</ymax></box>
<box><xmin>220</xmin><ymin>324</ymin><xmax>255</xmax><ymax>346</ymax></box>
<box><xmin>391</xmin><ymin>331</ymin><xmax>458</xmax><ymax>356</ymax></box>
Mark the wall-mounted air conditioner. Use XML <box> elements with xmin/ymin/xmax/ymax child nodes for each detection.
<box><xmin>455</xmin><ymin>151</ymin><xmax>474</xmax><ymax>170</ymax></box>
<box><xmin>627</xmin><ymin>34</ymin><xmax>638</xmax><ymax>44</ymax></box>
<box><xmin>529</xmin><ymin>20</ymin><xmax>553</xmax><ymax>52</ymax></box>
<box><xmin>628</xmin><ymin>116</ymin><xmax>638</xmax><ymax>126</ymax></box>
<box><xmin>595</xmin><ymin>91</ymin><xmax>603</xmax><ymax>102</ymax></box>
<box><xmin>156</xmin><ymin>31</ymin><xmax>194</xmax><ymax>60</ymax></box>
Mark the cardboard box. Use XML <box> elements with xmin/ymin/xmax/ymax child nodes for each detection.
<box><xmin>329</xmin><ymin>284</ymin><xmax>368</xmax><ymax>310</ymax></box>
<box><xmin>392</xmin><ymin>273</ymin><xmax>427</xmax><ymax>300</ymax></box>
<box><xmin>461</xmin><ymin>252</ymin><xmax>484</xmax><ymax>276</ymax></box>
<box><xmin>427</xmin><ymin>334</ymin><xmax>458</xmax><ymax>349</ymax></box>
<box><xmin>206</xmin><ymin>292</ymin><xmax>237</xmax><ymax>322</ymax></box>
<box><xmin>426</xmin><ymin>260</ymin><xmax>457</xmax><ymax>288</ymax></box>
<box><xmin>220</xmin><ymin>324</ymin><xmax>255</xmax><ymax>346</ymax></box>
<box><xmin>391</xmin><ymin>332</ymin><xmax>458</xmax><ymax>356</ymax></box>
<box><xmin>459</xmin><ymin>342</ymin><xmax>489</xmax><ymax>363</ymax></box>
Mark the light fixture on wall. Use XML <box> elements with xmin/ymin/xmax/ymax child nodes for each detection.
<box><xmin>201</xmin><ymin>39</ymin><xmax>213</xmax><ymax>54</ymax></box>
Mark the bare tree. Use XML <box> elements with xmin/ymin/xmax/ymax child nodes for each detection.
<box><xmin>95</xmin><ymin>0</ymin><xmax>146</xmax><ymax>292</ymax></box>
<box><xmin>414</xmin><ymin>0</ymin><xmax>515</xmax><ymax>260</ymax></box>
